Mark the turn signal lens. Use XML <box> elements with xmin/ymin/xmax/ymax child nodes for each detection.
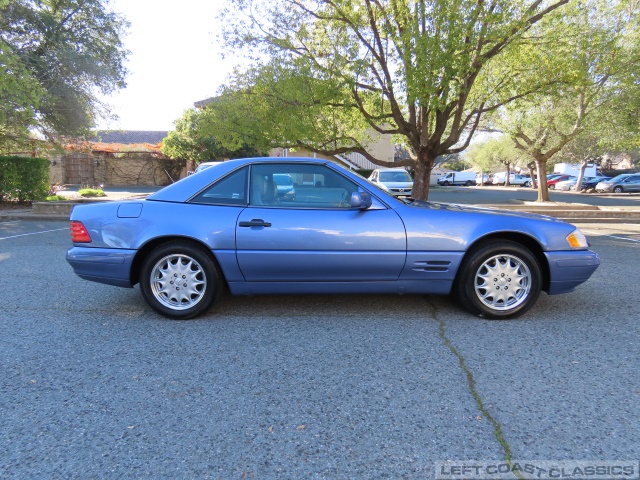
<box><xmin>566</xmin><ymin>229</ymin><xmax>588</xmax><ymax>249</ymax></box>
<box><xmin>70</xmin><ymin>221</ymin><xmax>92</xmax><ymax>243</ymax></box>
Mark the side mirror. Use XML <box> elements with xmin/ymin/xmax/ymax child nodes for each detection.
<box><xmin>350</xmin><ymin>191</ymin><xmax>372</xmax><ymax>209</ymax></box>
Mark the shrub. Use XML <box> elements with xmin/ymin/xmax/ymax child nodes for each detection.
<box><xmin>78</xmin><ymin>187</ymin><xmax>106</xmax><ymax>197</ymax></box>
<box><xmin>0</xmin><ymin>156</ymin><xmax>50</xmax><ymax>202</ymax></box>
<box><xmin>45</xmin><ymin>195</ymin><xmax>68</xmax><ymax>201</ymax></box>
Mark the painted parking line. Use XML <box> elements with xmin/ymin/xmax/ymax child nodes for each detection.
<box><xmin>0</xmin><ymin>227</ymin><xmax>68</xmax><ymax>241</ymax></box>
<box><xmin>583</xmin><ymin>230</ymin><xmax>640</xmax><ymax>244</ymax></box>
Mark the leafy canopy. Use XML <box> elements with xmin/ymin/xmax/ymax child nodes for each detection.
<box><xmin>0</xmin><ymin>0</ymin><xmax>129</xmax><ymax>148</ymax></box>
<box><xmin>162</xmin><ymin>107</ymin><xmax>262</xmax><ymax>163</ymax></box>
<box><xmin>213</xmin><ymin>0</ymin><xmax>571</xmax><ymax>200</ymax></box>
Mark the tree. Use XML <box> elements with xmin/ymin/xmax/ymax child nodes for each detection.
<box><xmin>0</xmin><ymin>0</ymin><xmax>129</xmax><ymax>146</ymax></box>
<box><xmin>466</xmin><ymin>135</ymin><xmax>530</xmax><ymax>186</ymax></box>
<box><xmin>210</xmin><ymin>0</ymin><xmax>571</xmax><ymax>200</ymax></box>
<box><xmin>499</xmin><ymin>0</ymin><xmax>640</xmax><ymax>201</ymax></box>
<box><xmin>162</xmin><ymin>108</ymin><xmax>262</xmax><ymax>164</ymax></box>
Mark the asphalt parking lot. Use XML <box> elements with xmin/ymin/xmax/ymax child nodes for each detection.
<box><xmin>0</xmin><ymin>218</ymin><xmax>639</xmax><ymax>479</ymax></box>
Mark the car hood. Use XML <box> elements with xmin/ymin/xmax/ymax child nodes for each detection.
<box><xmin>409</xmin><ymin>200</ymin><xmax>565</xmax><ymax>222</ymax></box>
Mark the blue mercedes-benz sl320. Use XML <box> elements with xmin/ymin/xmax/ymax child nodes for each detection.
<box><xmin>67</xmin><ymin>157</ymin><xmax>600</xmax><ymax>320</ymax></box>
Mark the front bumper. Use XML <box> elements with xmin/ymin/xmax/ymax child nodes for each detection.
<box><xmin>545</xmin><ymin>250</ymin><xmax>600</xmax><ymax>295</ymax></box>
<box><xmin>67</xmin><ymin>246</ymin><xmax>137</xmax><ymax>288</ymax></box>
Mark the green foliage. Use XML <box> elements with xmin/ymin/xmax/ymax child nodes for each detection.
<box><xmin>490</xmin><ymin>0</ymin><xmax>640</xmax><ymax>200</ymax></box>
<box><xmin>217</xmin><ymin>0</ymin><xmax>572</xmax><ymax>199</ymax></box>
<box><xmin>0</xmin><ymin>156</ymin><xmax>50</xmax><ymax>201</ymax></box>
<box><xmin>466</xmin><ymin>136</ymin><xmax>529</xmax><ymax>173</ymax></box>
<box><xmin>45</xmin><ymin>194</ymin><xmax>68</xmax><ymax>201</ymax></box>
<box><xmin>162</xmin><ymin>108</ymin><xmax>262</xmax><ymax>163</ymax></box>
<box><xmin>0</xmin><ymin>0</ymin><xmax>129</xmax><ymax>140</ymax></box>
<box><xmin>78</xmin><ymin>187</ymin><xmax>105</xmax><ymax>198</ymax></box>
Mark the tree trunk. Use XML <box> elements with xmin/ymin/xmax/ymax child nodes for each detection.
<box><xmin>535</xmin><ymin>160</ymin><xmax>550</xmax><ymax>202</ymax></box>
<box><xmin>575</xmin><ymin>161</ymin><xmax>588</xmax><ymax>192</ymax></box>
<box><xmin>527</xmin><ymin>162</ymin><xmax>537</xmax><ymax>188</ymax></box>
<box><xmin>412</xmin><ymin>154</ymin><xmax>434</xmax><ymax>201</ymax></box>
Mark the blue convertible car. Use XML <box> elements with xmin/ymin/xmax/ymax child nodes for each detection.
<box><xmin>67</xmin><ymin>157</ymin><xmax>600</xmax><ymax>320</ymax></box>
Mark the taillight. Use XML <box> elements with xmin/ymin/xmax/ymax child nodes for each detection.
<box><xmin>70</xmin><ymin>221</ymin><xmax>92</xmax><ymax>243</ymax></box>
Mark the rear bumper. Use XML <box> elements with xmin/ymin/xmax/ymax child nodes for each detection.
<box><xmin>545</xmin><ymin>250</ymin><xmax>600</xmax><ymax>295</ymax></box>
<box><xmin>66</xmin><ymin>246</ymin><xmax>136</xmax><ymax>288</ymax></box>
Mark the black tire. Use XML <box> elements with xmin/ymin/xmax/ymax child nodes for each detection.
<box><xmin>549</xmin><ymin>184</ymin><xmax>555</xmax><ymax>189</ymax></box>
<box><xmin>613</xmin><ymin>186</ymin><xmax>623</xmax><ymax>193</ymax></box>
<box><xmin>443</xmin><ymin>181</ymin><xmax>450</xmax><ymax>186</ymax></box>
<box><xmin>524</xmin><ymin>181</ymin><xmax>531</xmax><ymax>187</ymax></box>
<box><xmin>139</xmin><ymin>242</ymin><xmax>222</xmax><ymax>319</ymax></box>
<box><xmin>465</xmin><ymin>180</ymin><xmax>473</xmax><ymax>186</ymax></box>
<box><xmin>454</xmin><ymin>241</ymin><xmax>542</xmax><ymax>320</ymax></box>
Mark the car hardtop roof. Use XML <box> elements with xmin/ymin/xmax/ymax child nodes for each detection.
<box><xmin>147</xmin><ymin>156</ymin><xmax>356</xmax><ymax>203</ymax></box>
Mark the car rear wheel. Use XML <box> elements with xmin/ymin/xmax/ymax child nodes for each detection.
<box><xmin>454</xmin><ymin>241</ymin><xmax>541</xmax><ymax>319</ymax></box>
<box><xmin>524</xmin><ymin>181</ymin><xmax>531</xmax><ymax>187</ymax></box>
<box><xmin>465</xmin><ymin>180</ymin><xmax>473</xmax><ymax>186</ymax></box>
<box><xmin>140</xmin><ymin>242</ymin><xmax>221</xmax><ymax>319</ymax></box>
<box><xmin>613</xmin><ymin>186</ymin><xmax>623</xmax><ymax>193</ymax></box>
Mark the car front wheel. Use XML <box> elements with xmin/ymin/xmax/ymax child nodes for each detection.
<box><xmin>140</xmin><ymin>242</ymin><xmax>221</xmax><ymax>319</ymax></box>
<box><xmin>454</xmin><ymin>241</ymin><xmax>542</xmax><ymax>319</ymax></box>
<box><xmin>613</xmin><ymin>186</ymin><xmax>623</xmax><ymax>193</ymax></box>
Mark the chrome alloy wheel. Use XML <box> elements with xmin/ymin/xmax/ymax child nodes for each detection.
<box><xmin>473</xmin><ymin>254</ymin><xmax>532</xmax><ymax>311</ymax></box>
<box><xmin>150</xmin><ymin>254</ymin><xmax>207</xmax><ymax>310</ymax></box>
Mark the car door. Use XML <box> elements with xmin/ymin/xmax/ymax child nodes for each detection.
<box><xmin>627</xmin><ymin>175</ymin><xmax>640</xmax><ymax>192</ymax></box>
<box><xmin>236</xmin><ymin>163</ymin><xmax>407</xmax><ymax>282</ymax></box>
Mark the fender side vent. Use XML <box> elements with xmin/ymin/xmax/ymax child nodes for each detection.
<box><xmin>412</xmin><ymin>260</ymin><xmax>451</xmax><ymax>272</ymax></box>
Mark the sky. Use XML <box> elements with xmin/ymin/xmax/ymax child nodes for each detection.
<box><xmin>96</xmin><ymin>0</ymin><xmax>237</xmax><ymax>132</ymax></box>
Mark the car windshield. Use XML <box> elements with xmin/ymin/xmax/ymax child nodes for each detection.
<box><xmin>379</xmin><ymin>171</ymin><xmax>412</xmax><ymax>182</ymax></box>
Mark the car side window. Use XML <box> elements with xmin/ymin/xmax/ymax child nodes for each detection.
<box><xmin>190</xmin><ymin>167</ymin><xmax>248</xmax><ymax>205</ymax></box>
<box><xmin>250</xmin><ymin>163</ymin><xmax>358</xmax><ymax>209</ymax></box>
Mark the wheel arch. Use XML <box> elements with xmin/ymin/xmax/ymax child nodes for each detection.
<box><xmin>130</xmin><ymin>236</ymin><xmax>226</xmax><ymax>287</ymax></box>
<box><xmin>457</xmin><ymin>232</ymin><xmax>551</xmax><ymax>293</ymax></box>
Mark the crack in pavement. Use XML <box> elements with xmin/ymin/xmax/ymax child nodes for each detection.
<box><xmin>428</xmin><ymin>300</ymin><xmax>524</xmax><ymax>477</ymax></box>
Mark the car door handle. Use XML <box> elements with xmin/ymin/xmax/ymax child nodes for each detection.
<box><xmin>239</xmin><ymin>219</ymin><xmax>272</xmax><ymax>227</ymax></box>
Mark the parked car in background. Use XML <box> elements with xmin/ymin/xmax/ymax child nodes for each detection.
<box><xmin>492</xmin><ymin>173</ymin><xmax>533</xmax><ymax>187</ymax></box>
<box><xmin>437</xmin><ymin>171</ymin><xmax>476</xmax><ymax>186</ymax></box>
<box><xmin>67</xmin><ymin>157</ymin><xmax>599</xmax><ymax>321</ymax></box>
<box><xmin>476</xmin><ymin>173</ymin><xmax>492</xmax><ymax>185</ymax></box>
<box><xmin>595</xmin><ymin>174</ymin><xmax>640</xmax><ymax>193</ymax></box>
<box><xmin>187</xmin><ymin>161</ymin><xmax>221</xmax><ymax>175</ymax></box>
<box><xmin>368</xmin><ymin>168</ymin><xmax>413</xmax><ymax>196</ymax></box>
<box><xmin>547</xmin><ymin>175</ymin><xmax>575</xmax><ymax>189</ymax></box>
<box><xmin>273</xmin><ymin>173</ymin><xmax>295</xmax><ymax>198</ymax></box>
<box><xmin>572</xmin><ymin>176</ymin><xmax>611</xmax><ymax>192</ymax></box>
<box><xmin>555</xmin><ymin>177</ymin><xmax>593</xmax><ymax>191</ymax></box>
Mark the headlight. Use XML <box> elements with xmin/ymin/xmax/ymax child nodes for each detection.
<box><xmin>566</xmin><ymin>228</ymin><xmax>589</xmax><ymax>249</ymax></box>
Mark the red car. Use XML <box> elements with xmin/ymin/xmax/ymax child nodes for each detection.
<box><xmin>547</xmin><ymin>175</ymin><xmax>575</xmax><ymax>190</ymax></box>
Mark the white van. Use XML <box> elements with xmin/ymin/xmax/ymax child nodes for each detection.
<box><xmin>437</xmin><ymin>171</ymin><xmax>476</xmax><ymax>186</ymax></box>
